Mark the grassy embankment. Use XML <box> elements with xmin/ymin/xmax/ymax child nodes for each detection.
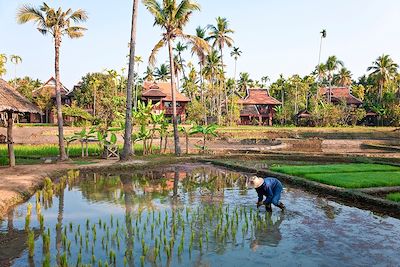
<box><xmin>270</xmin><ymin>163</ymin><xmax>400</xmax><ymax>188</ymax></box>
<box><xmin>0</xmin><ymin>144</ymin><xmax>145</xmax><ymax>166</ymax></box>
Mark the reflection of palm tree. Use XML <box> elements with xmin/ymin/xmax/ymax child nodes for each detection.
<box><xmin>56</xmin><ymin>188</ymin><xmax>64</xmax><ymax>265</ymax></box>
<box><xmin>120</xmin><ymin>174</ymin><xmax>135</xmax><ymax>267</ymax></box>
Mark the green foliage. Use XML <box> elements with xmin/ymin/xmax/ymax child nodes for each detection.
<box><xmin>62</xmin><ymin>105</ymin><xmax>94</xmax><ymax>124</ymax></box>
<box><xmin>190</xmin><ymin>124</ymin><xmax>218</xmax><ymax>152</ymax></box>
<box><xmin>9</xmin><ymin>76</ymin><xmax>42</xmax><ymax>100</ymax></box>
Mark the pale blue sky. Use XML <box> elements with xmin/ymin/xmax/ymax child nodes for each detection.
<box><xmin>1</xmin><ymin>0</ymin><xmax>400</xmax><ymax>88</ymax></box>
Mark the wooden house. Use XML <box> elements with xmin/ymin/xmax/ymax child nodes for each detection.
<box><xmin>141</xmin><ymin>81</ymin><xmax>190</xmax><ymax>123</ymax></box>
<box><xmin>238</xmin><ymin>88</ymin><xmax>281</xmax><ymax>126</ymax></box>
<box><xmin>318</xmin><ymin>87</ymin><xmax>363</xmax><ymax>107</ymax></box>
<box><xmin>31</xmin><ymin>77</ymin><xmax>73</xmax><ymax>123</ymax></box>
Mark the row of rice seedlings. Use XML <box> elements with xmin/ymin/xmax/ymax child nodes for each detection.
<box><xmin>29</xmin><ymin>203</ymin><xmax>274</xmax><ymax>266</ymax></box>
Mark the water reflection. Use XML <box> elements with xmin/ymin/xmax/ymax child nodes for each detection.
<box><xmin>251</xmin><ymin>213</ymin><xmax>284</xmax><ymax>250</ymax></box>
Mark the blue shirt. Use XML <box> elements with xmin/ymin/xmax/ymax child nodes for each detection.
<box><xmin>255</xmin><ymin>178</ymin><xmax>281</xmax><ymax>204</ymax></box>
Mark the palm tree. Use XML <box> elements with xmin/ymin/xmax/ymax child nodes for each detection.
<box><xmin>17</xmin><ymin>3</ymin><xmax>88</xmax><ymax>161</ymax></box>
<box><xmin>190</xmin><ymin>26</ymin><xmax>208</xmax><ymax>124</ymax></box>
<box><xmin>154</xmin><ymin>64</ymin><xmax>170</xmax><ymax>82</ymax></box>
<box><xmin>207</xmin><ymin>17</ymin><xmax>234</xmax><ymax>119</ymax></box>
<box><xmin>206</xmin><ymin>17</ymin><xmax>234</xmax><ymax>72</ymax></box>
<box><xmin>230</xmin><ymin>47</ymin><xmax>242</xmax><ymax>81</ymax></box>
<box><xmin>174</xmin><ymin>41</ymin><xmax>188</xmax><ymax>80</ymax></box>
<box><xmin>143</xmin><ymin>66</ymin><xmax>154</xmax><ymax>81</ymax></box>
<box><xmin>133</xmin><ymin>55</ymin><xmax>143</xmax><ymax>111</ymax></box>
<box><xmin>0</xmin><ymin>54</ymin><xmax>7</xmax><ymax>77</ymax></box>
<box><xmin>203</xmin><ymin>50</ymin><xmax>222</xmax><ymax>118</ymax></box>
<box><xmin>10</xmin><ymin>55</ymin><xmax>22</xmax><ymax>87</ymax></box>
<box><xmin>336</xmin><ymin>67</ymin><xmax>352</xmax><ymax>87</ymax></box>
<box><xmin>325</xmin><ymin>55</ymin><xmax>344</xmax><ymax>103</ymax></box>
<box><xmin>315</xmin><ymin>63</ymin><xmax>327</xmax><ymax>83</ymax></box>
<box><xmin>367</xmin><ymin>54</ymin><xmax>399</xmax><ymax>101</ymax></box>
<box><xmin>261</xmin><ymin>75</ymin><xmax>270</xmax><ymax>87</ymax></box>
<box><xmin>237</xmin><ymin>72</ymin><xmax>253</xmax><ymax>95</ymax></box>
<box><xmin>143</xmin><ymin>0</ymin><xmax>208</xmax><ymax>156</ymax></box>
<box><xmin>318</xmin><ymin>29</ymin><xmax>327</xmax><ymax>66</ymax></box>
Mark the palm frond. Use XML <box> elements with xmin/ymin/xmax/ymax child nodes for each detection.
<box><xmin>64</xmin><ymin>26</ymin><xmax>87</xmax><ymax>38</ymax></box>
<box><xmin>142</xmin><ymin>0</ymin><xmax>165</xmax><ymax>24</ymax></box>
<box><xmin>69</xmin><ymin>9</ymin><xmax>88</xmax><ymax>23</ymax></box>
<box><xmin>149</xmin><ymin>38</ymin><xmax>166</xmax><ymax>66</ymax></box>
<box><xmin>17</xmin><ymin>5</ymin><xmax>45</xmax><ymax>24</ymax></box>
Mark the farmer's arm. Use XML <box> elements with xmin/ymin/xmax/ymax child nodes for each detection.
<box><xmin>257</xmin><ymin>189</ymin><xmax>264</xmax><ymax>203</ymax></box>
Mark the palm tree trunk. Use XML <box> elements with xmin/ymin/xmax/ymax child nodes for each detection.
<box><xmin>199</xmin><ymin>64</ymin><xmax>207</xmax><ymax>125</ymax></box>
<box><xmin>54</xmin><ymin>36</ymin><xmax>68</xmax><ymax>161</ymax></box>
<box><xmin>179</xmin><ymin>53</ymin><xmax>187</xmax><ymax>81</ymax></box>
<box><xmin>167</xmin><ymin>37</ymin><xmax>181</xmax><ymax>156</ymax></box>
<box><xmin>7</xmin><ymin>111</ymin><xmax>15</xmax><ymax>167</ymax></box>
<box><xmin>121</xmin><ymin>0</ymin><xmax>139</xmax><ymax>160</ymax></box>
<box><xmin>93</xmin><ymin>85</ymin><xmax>96</xmax><ymax>116</ymax></box>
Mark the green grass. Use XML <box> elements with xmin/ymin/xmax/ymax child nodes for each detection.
<box><xmin>386</xmin><ymin>193</ymin><xmax>400</xmax><ymax>202</ymax></box>
<box><xmin>270</xmin><ymin>163</ymin><xmax>400</xmax><ymax>188</ymax></box>
<box><xmin>0</xmin><ymin>143</ymin><xmax>146</xmax><ymax>166</ymax></box>
<box><xmin>270</xmin><ymin>164</ymin><xmax>400</xmax><ymax>176</ymax></box>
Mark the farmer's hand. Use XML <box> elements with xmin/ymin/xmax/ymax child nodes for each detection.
<box><xmin>256</xmin><ymin>202</ymin><xmax>263</xmax><ymax>208</ymax></box>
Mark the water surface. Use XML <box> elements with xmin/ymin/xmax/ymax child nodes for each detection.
<box><xmin>0</xmin><ymin>163</ymin><xmax>399</xmax><ymax>267</ymax></box>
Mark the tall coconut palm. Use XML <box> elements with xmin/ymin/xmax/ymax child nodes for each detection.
<box><xmin>325</xmin><ymin>55</ymin><xmax>343</xmax><ymax>103</ymax></box>
<box><xmin>336</xmin><ymin>67</ymin><xmax>352</xmax><ymax>87</ymax></box>
<box><xmin>154</xmin><ymin>63</ymin><xmax>170</xmax><ymax>82</ymax></box>
<box><xmin>230</xmin><ymin>47</ymin><xmax>242</xmax><ymax>81</ymax></box>
<box><xmin>10</xmin><ymin>55</ymin><xmax>22</xmax><ymax>87</ymax></box>
<box><xmin>367</xmin><ymin>54</ymin><xmax>399</xmax><ymax>101</ymax></box>
<box><xmin>318</xmin><ymin>29</ymin><xmax>327</xmax><ymax>66</ymax></box>
<box><xmin>0</xmin><ymin>54</ymin><xmax>7</xmax><ymax>77</ymax></box>
<box><xmin>174</xmin><ymin>41</ymin><xmax>188</xmax><ymax>80</ymax></box>
<box><xmin>203</xmin><ymin>50</ymin><xmax>222</xmax><ymax>117</ymax></box>
<box><xmin>143</xmin><ymin>0</ymin><xmax>209</xmax><ymax>156</ymax></box>
<box><xmin>315</xmin><ymin>63</ymin><xmax>327</xmax><ymax>83</ymax></box>
<box><xmin>190</xmin><ymin>26</ymin><xmax>208</xmax><ymax>123</ymax></box>
<box><xmin>17</xmin><ymin>3</ymin><xmax>88</xmax><ymax>161</ymax></box>
<box><xmin>237</xmin><ymin>72</ymin><xmax>253</xmax><ymax>95</ymax></box>
<box><xmin>133</xmin><ymin>55</ymin><xmax>143</xmax><ymax>111</ymax></box>
<box><xmin>143</xmin><ymin>66</ymin><xmax>154</xmax><ymax>82</ymax></box>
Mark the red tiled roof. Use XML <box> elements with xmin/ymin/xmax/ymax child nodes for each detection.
<box><xmin>32</xmin><ymin>77</ymin><xmax>69</xmax><ymax>98</ymax></box>
<box><xmin>142</xmin><ymin>81</ymin><xmax>190</xmax><ymax>102</ymax></box>
<box><xmin>238</xmin><ymin>89</ymin><xmax>281</xmax><ymax>105</ymax></box>
<box><xmin>318</xmin><ymin>87</ymin><xmax>362</xmax><ymax>105</ymax></box>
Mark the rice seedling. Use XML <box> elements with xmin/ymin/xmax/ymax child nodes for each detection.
<box><xmin>42</xmin><ymin>253</ymin><xmax>51</xmax><ymax>267</ymax></box>
<box><xmin>76</xmin><ymin>252</ymin><xmax>82</xmax><ymax>266</ymax></box>
<box><xmin>27</xmin><ymin>230</ymin><xmax>35</xmax><ymax>258</ymax></box>
<box><xmin>98</xmin><ymin>259</ymin><xmax>103</xmax><ymax>267</ymax></box>
<box><xmin>39</xmin><ymin>214</ymin><xmax>44</xmax><ymax>231</ymax></box>
<box><xmin>140</xmin><ymin>255</ymin><xmax>145</xmax><ymax>267</ymax></box>
<box><xmin>60</xmin><ymin>252</ymin><xmax>68</xmax><ymax>267</ymax></box>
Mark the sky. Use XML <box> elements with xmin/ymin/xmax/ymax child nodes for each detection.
<box><xmin>1</xmin><ymin>0</ymin><xmax>400</xmax><ymax>89</ymax></box>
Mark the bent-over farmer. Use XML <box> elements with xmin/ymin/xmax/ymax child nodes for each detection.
<box><xmin>249</xmin><ymin>176</ymin><xmax>285</xmax><ymax>212</ymax></box>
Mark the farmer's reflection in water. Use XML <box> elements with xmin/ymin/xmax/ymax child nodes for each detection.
<box><xmin>250</xmin><ymin>213</ymin><xmax>284</xmax><ymax>251</ymax></box>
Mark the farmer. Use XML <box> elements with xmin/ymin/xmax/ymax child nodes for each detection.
<box><xmin>249</xmin><ymin>176</ymin><xmax>285</xmax><ymax>212</ymax></box>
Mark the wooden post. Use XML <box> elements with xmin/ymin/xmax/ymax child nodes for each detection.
<box><xmin>7</xmin><ymin>111</ymin><xmax>15</xmax><ymax>167</ymax></box>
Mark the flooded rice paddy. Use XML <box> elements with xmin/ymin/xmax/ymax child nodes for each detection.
<box><xmin>1</xmin><ymin>163</ymin><xmax>400</xmax><ymax>266</ymax></box>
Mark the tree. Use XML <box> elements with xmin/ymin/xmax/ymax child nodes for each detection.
<box><xmin>174</xmin><ymin>41</ymin><xmax>188</xmax><ymax>81</ymax></box>
<box><xmin>230</xmin><ymin>47</ymin><xmax>242</xmax><ymax>81</ymax></box>
<box><xmin>121</xmin><ymin>0</ymin><xmax>140</xmax><ymax>160</ymax></box>
<box><xmin>133</xmin><ymin>55</ymin><xmax>143</xmax><ymax>111</ymax></box>
<box><xmin>143</xmin><ymin>66</ymin><xmax>154</xmax><ymax>82</ymax></box>
<box><xmin>154</xmin><ymin>64</ymin><xmax>170</xmax><ymax>82</ymax></box>
<box><xmin>143</xmin><ymin>0</ymin><xmax>208</xmax><ymax>156</ymax></box>
<box><xmin>335</xmin><ymin>67</ymin><xmax>352</xmax><ymax>87</ymax></box>
<box><xmin>0</xmin><ymin>54</ymin><xmax>7</xmax><ymax>77</ymax></box>
<box><xmin>325</xmin><ymin>55</ymin><xmax>344</xmax><ymax>103</ymax></box>
<box><xmin>237</xmin><ymin>72</ymin><xmax>253</xmax><ymax>95</ymax></box>
<box><xmin>190</xmin><ymin>124</ymin><xmax>218</xmax><ymax>153</ymax></box>
<box><xmin>17</xmin><ymin>3</ymin><xmax>88</xmax><ymax>161</ymax></box>
<box><xmin>206</xmin><ymin>17</ymin><xmax>234</xmax><ymax>121</ymax></box>
<box><xmin>190</xmin><ymin>26</ymin><xmax>208</xmax><ymax>124</ymax></box>
<box><xmin>10</xmin><ymin>55</ymin><xmax>23</xmax><ymax>87</ymax></box>
<box><xmin>367</xmin><ymin>54</ymin><xmax>398</xmax><ymax>101</ymax></box>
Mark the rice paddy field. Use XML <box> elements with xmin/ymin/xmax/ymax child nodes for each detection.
<box><xmin>1</xmin><ymin>163</ymin><xmax>400</xmax><ymax>266</ymax></box>
<box><xmin>270</xmin><ymin>163</ymin><xmax>400</xmax><ymax>188</ymax></box>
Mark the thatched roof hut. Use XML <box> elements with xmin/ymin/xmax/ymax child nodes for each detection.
<box><xmin>0</xmin><ymin>79</ymin><xmax>41</xmax><ymax>114</ymax></box>
<box><xmin>0</xmin><ymin>78</ymin><xmax>41</xmax><ymax>167</ymax></box>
